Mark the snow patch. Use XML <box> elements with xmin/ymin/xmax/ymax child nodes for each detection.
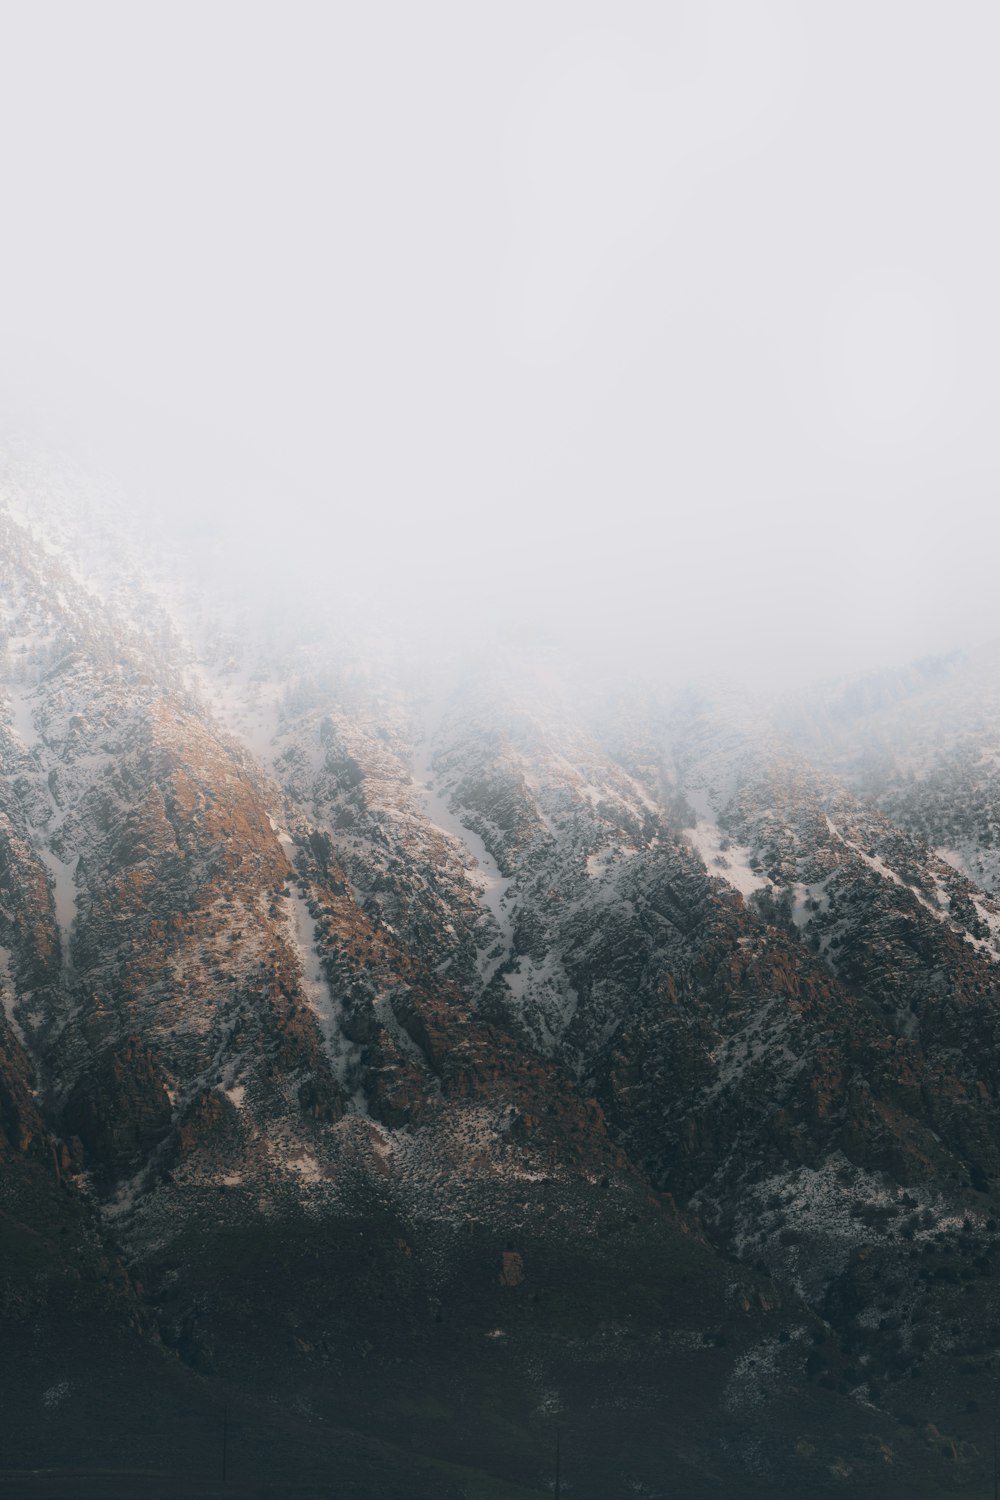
<box><xmin>685</xmin><ymin>818</ymin><xmax>767</xmax><ymax>898</ymax></box>
<box><xmin>278</xmin><ymin>855</ymin><xmax>362</xmax><ymax>1098</ymax></box>
<box><xmin>791</xmin><ymin>878</ymin><xmax>830</xmax><ymax>929</ymax></box>
<box><xmin>411</xmin><ymin>738</ymin><xmax>514</xmax><ymax>980</ymax></box>
<box><xmin>38</xmin><ymin>847</ymin><xmax>79</xmax><ymax>964</ymax></box>
<box><xmin>0</xmin><ymin>945</ymin><xmax>23</xmax><ymax>1044</ymax></box>
<box><xmin>503</xmin><ymin>951</ymin><xmax>578</xmax><ymax>1043</ymax></box>
<box><xmin>5</xmin><ymin>685</ymin><xmax>43</xmax><ymax>751</ymax></box>
<box><xmin>285</xmin><ymin>1151</ymin><xmax>324</xmax><ymax>1183</ymax></box>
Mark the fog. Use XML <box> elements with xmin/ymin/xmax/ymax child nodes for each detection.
<box><xmin>0</xmin><ymin>1</ymin><xmax>998</xmax><ymax>690</ymax></box>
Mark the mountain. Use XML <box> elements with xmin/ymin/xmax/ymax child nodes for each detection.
<box><xmin>3</xmin><ymin>465</ymin><xmax>1000</xmax><ymax>1496</ymax></box>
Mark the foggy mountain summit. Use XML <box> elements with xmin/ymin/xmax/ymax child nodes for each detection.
<box><xmin>5</xmin><ymin>0</ymin><xmax>1000</xmax><ymax>692</ymax></box>
<box><xmin>4</xmin><ymin>466</ymin><xmax>1000</xmax><ymax>1494</ymax></box>
<box><xmin>2</xmin><ymin>2</ymin><xmax>1000</xmax><ymax>1492</ymax></box>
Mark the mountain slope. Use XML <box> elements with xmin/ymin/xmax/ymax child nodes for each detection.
<box><xmin>3</xmin><ymin>478</ymin><xmax>1000</xmax><ymax>1494</ymax></box>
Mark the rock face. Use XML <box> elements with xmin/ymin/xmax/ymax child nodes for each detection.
<box><xmin>7</xmin><ymin>477</ymin><xmax>1000</xmax><ymax>1495</ymax></box>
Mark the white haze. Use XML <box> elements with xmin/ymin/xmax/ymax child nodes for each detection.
<box><xmin>0</xmin><ymin>1</ymin><xmax>998</xmax><ymax>690</ymax></box>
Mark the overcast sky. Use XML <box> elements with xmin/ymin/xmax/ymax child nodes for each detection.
<box><xmin>0</xmin><ymin>1</ymin><xmax>997</xmax><ymax>688</ymax></box>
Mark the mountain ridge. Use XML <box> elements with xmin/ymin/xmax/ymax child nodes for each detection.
<box><xmin>3</xmin><ymin>473</ymin><xmax>1000</xmax><ymax>1494</ymax></box>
